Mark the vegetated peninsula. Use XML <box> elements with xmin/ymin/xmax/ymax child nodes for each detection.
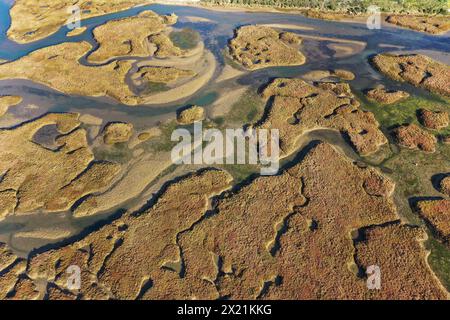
<box><xmin>372</xmin><ymin>53</ymin><xmax>450</xmax><ymax>97</ymax></box>
<box><xmin>66</xmin><ymin>26</ymin><xmax>87</xmax><ymax>37</ymax></box>
<box><xmin>0</xmin><ymin>10</ymin><xmax>213</xmax><ymax>106</ymax></box>
<box><xmin>253</xmin><ymin>77</ymin><xmax>387</xmax><ymax>158</ymax></box>
<box><xmin>87</xmin><ymin>10</ymin><xmax>178</xmax><ymax>63</ymax></box>
<box><xmin>0</xmin><ymin>113</ymin><xmax>121</xmax><ymax>220</ymax></box>
<box><xmin>0</xmin><ymin>42</ymin><xmax>140</xmax><ymax>105</ymax></box>
<box><xmin>417</xmin><ymin>199</ymin><xmax>450</xmax><ymax>248</ymax></box>
<box><xmin>7</xmin><ymin>0</ymin><xmax>154</xmax><ymax>43</ymax></box>
<box><xmin>0</xmin><ymin>96</ymin><xmax>22</xmax><ymax>117</ymax></box>
<box><xmin>385</xmin><ymin>14</ymin><xmax>450</xmax><ymax>35</ymax></box>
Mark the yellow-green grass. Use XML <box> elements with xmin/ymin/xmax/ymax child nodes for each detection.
<box><xmin>94</xmin><ymin>143</ymin><xmax>133</xmax><ymax>164</ymax></box>
<box><xmin>150</xmin><ymin>120</ymin><xmax>179</xmax><ymax>152</ymax></box>
<box><xmin>169</xmin><ymin>28</ymin><xmax>201</xmax><ymax>50</ymax></box>
<box><xmin>213</xmin><ymin>88</ymin><xmax>265</xmax><ymax>127</ymax></box>
<box><xmin>426</xmin><ymin>237</ymin><xmax>450</xmax><ymax>291</ymax></box>
<box><xmin>362</xmin><ymin>94</ymin><xmax>450</xmax><ymax>135</ymax></box>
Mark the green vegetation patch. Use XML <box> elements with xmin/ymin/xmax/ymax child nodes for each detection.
<box><xmin>169</xmin><ymin>28</ymin><xmax>201</xmax><ymax>50</ymax></box>
<box><xmin>142</xmin><ymin>81</ymin><xmax>169</xmax><ymax>95</ymax></box>
<box><xmin>222</xmin><ymin>89</ymin><xmax>265</xmax><ymax>125</ymax></box>
<box><xmin>383</xmin><ymin>143</ymin><xmax>450</xmax><ymax>214</ymax></box>
<box><xmin>94</xmin><ymin>143</ymin><xmax>133</xmax><ymax>164</ymax></box>
<box><xmin>362</xmin><ymin>94</ymin><xmax>450</xmax><ymax>134</ymax></box>
<box><xmin>151</xmin><ymin>120</ymin><xmax>179</xmax><ymax>152</ymax></box>
<box><xmin>426</xmin><ymin>237</ymin><xmax>450</xmax><ymax>291</ymax></box>
<box><xmin>217</xmin><ymin>163</ymin><xmax>260</xmax><ymax>184</ymax></box>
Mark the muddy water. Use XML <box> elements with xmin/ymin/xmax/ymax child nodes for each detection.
<box><xmin>0</xmin><ymin>1</ymin><xmax>449</xmax><ymax>254</ymax></box>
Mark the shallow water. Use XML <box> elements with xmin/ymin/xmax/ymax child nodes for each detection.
<box><xmin>0</xmin><ymin>1</ymin><xmax>449</xmax><ymax>254</ymax></box>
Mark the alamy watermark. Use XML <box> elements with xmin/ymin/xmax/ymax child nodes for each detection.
<box><xmin>67</xmin><ymin>5</ymin><xmax>81</xmax><ymax>30</ymax></box>
<box><xmin>66</xmin><ymin>265</ymin><xmax>81</xmax><ymax>290</ymax></box>
<box><xmin>366</xmin><ymin>265</ymin><xmax>381</xmax><ymax>290</ymax></box>
<box><xmin>366</xmin><ymin>5</ymin><xmax>381</xmax><ymax>30</ymax></box>
<box><xmin>171</xmin><ymin>121</ymin><xmax>280</xmax><ymax>176</ymax></box>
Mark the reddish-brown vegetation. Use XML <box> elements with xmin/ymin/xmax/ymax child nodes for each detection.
<box><xmin>386</xmin><ymin>15</ymin><xmax>450</xmax><ymax>35</ymax></box>
<box><xmin>372</xmin><ymin>54</ymin><xmax>450</xmax><ymax>97</ymax></box>
<box><xmin>440</xmin><ymin>177</ymin><xmax>450</xmax><ymax>197</ymax></box>
<box><xmin>365</xmin><ymin>88</ymin><xmax>409</xmax><ymax>104</ymax></box>
<box><xmin>255</xmin><ymin>78</ymin><xmax>387</xmax><ymax>157</ymax></box>
<box><xmin>392</xmin><ymin>124</ymin><xmax>437</xmax><ymax>152</ymax></box>
<box><xmin>417</xmin><ymin>199</ymin><xmax>450</xmax><ymax>247</ymax></box>
<box><xmin>418</xmin><ymin>109</ymin><xmax>449</xmax><ymax>130</ymax></box>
